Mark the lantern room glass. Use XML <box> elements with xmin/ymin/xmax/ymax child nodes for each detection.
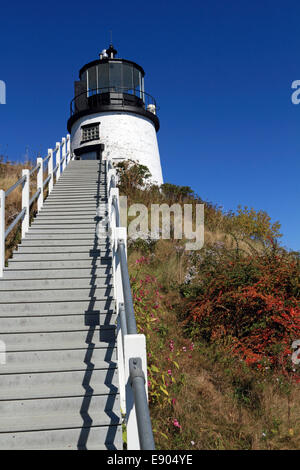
<box><xmin>83</xmin><ymin>61</ymin><xmax>144</xmax><ymax>98</ymax></box>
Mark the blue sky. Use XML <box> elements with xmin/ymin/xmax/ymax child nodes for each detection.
<box><xmin>0</xmin><ymin>0</ymin><xmax>299</xmax><ymax>250</ymax></box>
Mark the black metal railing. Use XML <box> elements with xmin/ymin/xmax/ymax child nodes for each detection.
<box><xmin>70</xmin><ymin>87</ymin><xmax>157</xmax><ymax>116</ymax></box>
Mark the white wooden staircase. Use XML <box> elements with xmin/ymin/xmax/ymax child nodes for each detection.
<box><xmin>0</xmin><ymin>160</ymin><xmax>122</xmax><ymax>449</ymax></box>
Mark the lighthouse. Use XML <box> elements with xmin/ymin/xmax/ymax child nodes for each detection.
<box><xmin>67</xmin><ymin>44</ymin><xmax>164</xmax><ymax>185</ymax></box>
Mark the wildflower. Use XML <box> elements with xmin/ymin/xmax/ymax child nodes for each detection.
<box><xmin>182</xmin><ymin>347</ymin><xmax>187</xmax><ymax>352</ymax></box>
<box><xmin>173</xmin><ymin>419</ymin><xmax>181</xmax><ymax>429</ymax></box>
<box><xmin>189</xmin><ymin>343</ymin><xmax>194</xmax><ymax>351</ymax></box>
<box><xmin>172</xmin><ymin>398</ymin><xmax>176</xmax><ymax>405</ymax></box>
<box><xmin>167</xmin><ymin>369</ymin><xmax>172</xmax><ymax>375</ymax></box>
<box><xmin>191</xmin><ymin>441</ymin><xmax>195</xmax><ymax>446</ymax></box>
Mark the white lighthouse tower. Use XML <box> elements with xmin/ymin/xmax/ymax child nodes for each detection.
<box><xmin>67</xmin><ymin>44</ymin><xmax>163</xmax><ymax>185</ymax></box>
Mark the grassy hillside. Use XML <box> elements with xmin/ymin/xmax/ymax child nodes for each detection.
<box><xmin>118</xmin><ymin>160</ymin><xmax>300</xmax><ymax>450</ymax></box>
<box><xmin>127</xmin><ymin>241</ymin><xmax>299</xmax><ymax>449</ymax></box>
<box><xmin>1</xmin><ymin>158</ymin><xmax>299</xmax><ymax>450</ymax></box>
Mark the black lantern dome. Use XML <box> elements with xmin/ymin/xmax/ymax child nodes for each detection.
<box><xmin>67</xmin><ymin>45</ymin><xmax>159</xmax><ymax>132</ymax></box>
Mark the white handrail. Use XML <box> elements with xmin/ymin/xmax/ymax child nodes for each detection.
<box><xmin>0</xmin><ymin>134</ymin><xmax>71</xmax><ymax>276</ymax></box>
<box><xmin>105</xmin><ymin>157</ymin><xmax>155</xmax><ymax>450</ymax></box>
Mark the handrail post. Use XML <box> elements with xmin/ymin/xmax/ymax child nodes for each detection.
<box><xmin>129</xmin><ymin>357</ymin><xmax>155</xmax><ymax>450</ymax></box>
<box><xmin>119</xmin><ymin>302</ymin><xmax>128</xmax><ymax>340</ymax></box>
<box><xmin>115</xmin><ymin>226</ymin><xmax>127</xmax><ymax>307</ymax></box>
<box><xmin>61</xmin><ymin>137</ymin><xmax>66</xmax><ymax>171</ymax></box>
<box><xmin>21</xmin><ymin>169</ymin><xmax>30</xmax><ymax>238</ymax></box>
<box><xmin>37</xmin><ymin>158</ymin><xmax>43</xmax><ymax>212</ymax></box>
<box><xmin>0</xmin><ymin>190</ymin><xmax>5</xmax><ymax>277</ymax></box>
<box><xmin>67</xmin><ymin>134</ymin><xmax>71</xmax><ymax>163</ymax></box>
<box><xmin>47</xmin><ymin>149</ymin><xmax>54</xmax><ymax>194</ymax></box>
<box><xmin>56</xmin><ymin>142</ymin><xmax>61</xmax><ymax>180</ymax></box>
<box><xmin>124</xmin><ymin>334</ymin><xmax>148</xmax><ymax>450</ymax></box>
<box><xmin>107</xmin><ymin>168</ymin><xmax>116</xmax><ymax>193</ymax></box>
<box><xmin>111</xmin><ymin>189</ymin><xmax>120</xmax><ymax>226</ymax></box>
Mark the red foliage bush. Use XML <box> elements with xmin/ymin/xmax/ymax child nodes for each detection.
<box><xmin>184</xmin><ymin>247</ymin><xmax>300</xmax><ymax>374</ymax></box>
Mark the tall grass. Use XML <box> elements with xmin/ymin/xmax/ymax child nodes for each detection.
<box><xmin>0</xmin><ymin>159</ymin><xmax>40</xmax><ymax>261</ymax></box>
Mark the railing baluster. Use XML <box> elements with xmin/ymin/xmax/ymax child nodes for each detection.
<box><xmin>67</xmin><ymin>134</ymin><xmax>71</xmax><ymax>164</ymax></box>
<box><xmin>61</xmin><ymin>137</ymin><xmax>66</xmax><ymax>171</ymax></box>
<box><xmin>37</xmin><ymin>158</ymin><xmax>43</xmax><ymax>212</ymax></box>
<box><xmin>47</xmin><ymin>149</ymin><xmax>54</xmax><ymax>194</ymax></box>
<box><xmin>21</xmin><ymin>169</ymin><xmax>30</xmax><ymax>238</ymax></box>
<box><xmin>56</xmin><ymin>142</ymin><xmax>61</xmax><ymax>180</ymax></box>
<box><xmin>0</xmin><ymin>190</ymin><xmax>5</xmax><ymax>277</ymax></box>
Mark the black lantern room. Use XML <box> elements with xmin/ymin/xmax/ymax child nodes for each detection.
<box><xmin>67</xmin><ymin>45</ymin><xmax>159</xmax><ymax>132</ymax></box>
